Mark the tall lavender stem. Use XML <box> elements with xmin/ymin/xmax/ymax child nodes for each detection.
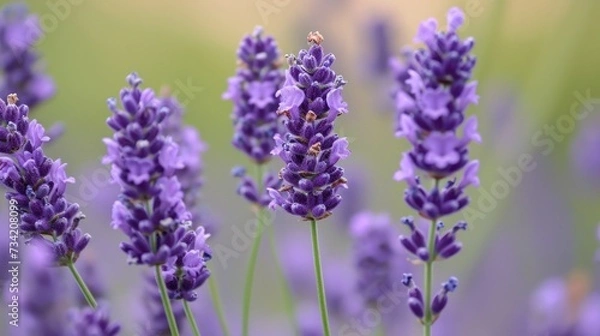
<box><xmin>392</xmin><ymin>8</ymin><xmax>480</xmax><ymax>333</ymax></box>
<box><xmin>310</xmin><ymin>218</ymin><xmax>331</xmax><ymax>336</ymax></box>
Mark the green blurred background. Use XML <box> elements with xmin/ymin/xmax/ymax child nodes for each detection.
<box><xmin>4</xmin><ymin>0</ymin><xmax>600</xmax><ymax>334</ymax></box>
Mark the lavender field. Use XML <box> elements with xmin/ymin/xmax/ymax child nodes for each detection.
<box><xmin>0</xmin><ymin>1</ymin><xmax>599</xmax><ymax>335</ymax></box>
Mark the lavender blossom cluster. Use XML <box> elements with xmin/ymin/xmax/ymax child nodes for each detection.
<box><xmin>392</xmin><ymin>7</ymin><xmax>480</xmax><ymax>324</ymax></box>
<box><xmin>268</xmin><ymin>31</ymin><xmax>350</xmax><ymax>220</ymax></box>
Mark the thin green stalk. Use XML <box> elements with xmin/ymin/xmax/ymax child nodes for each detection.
<box><xmin>267</xmin><ymin>224</ymin><xmax>299</xmax><ymax>335</ymax></box>
<box><xmin>66</xmin><ymin>261</ymin><xmax>97</xmax><ymax>308</ymax></box>
<box><xmin>310</xmin><ymin>219</ymin><xmax>331</xmax><ymax>336</ymax></box>
<box><xmin>209</xmin><ymin>276</ymin><xmax>231</xmax><ymax>336</ymax></box>
<box><xmin>183</xmin><ymin>300</ymin><xmax>201</xmax><ymax>336</ymax></box>
<box><xmin>423</xmin><ymin>179</ymin><xmax>440</xmax><ymax>336</ymax></box>
<box><xmin>154</xmin><ymin>264</ymin><xmax>180</xmax><ymax>336</ymax></box>
<box><xmin>242</xmin><ymin>164</ymin><xmax>265</xmax><ymax>336</ymax></box>
<box><xmin>150</xmin><ymin>232</ymin><xmax>180</xmax><ymax>336</ymax></box>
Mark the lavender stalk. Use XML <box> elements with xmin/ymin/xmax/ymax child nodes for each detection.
<box><xmin>391</xmin><ymin>8</ymin><xmax>480</xmax><ymax>335</ymax></box>
<box><xmin>268</xmin><ymin>31</ymin><xmax>350</xmax><ymax>336</ymax></box>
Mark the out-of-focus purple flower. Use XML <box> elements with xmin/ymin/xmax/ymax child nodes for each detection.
<box><xmin>104</xmin><ymin>73</ymin><xmax>211</xmax><ymax>300</ymax></box>
<box><xmin>0</xmin><ymin>4</ymin><xmax>54</xmax><ymax>109</ymax></box>
<box><xmin>231</xmin><ymin>166</ymin><xmax>281</xmax><ymax>208</ymax></box>
<box><xmin>529</xmin><ymin>272</ymin><xmax>600</xmax><ymax>336</ymax></box>
<box><xmin>350</xmin><ymin>212</ymin><xmax>403</xmax><ymax>304</ymax></box>
<box><xmin>268</xmin><ymin>31</ymin><xmax>350</xmax><ymax>220</ymax></box>
<box><xmin>138</xmin><ymin>271</ymin><xmax>186</xmax><ymax>336</ymax></box>
<box><xmin>366</xmin><ymin>17</ymin><xmax>395</xmax><ymax>77</ymax></box>
<box><xmin>159</xmin><ymin>94</ymin><xmax>213</xmax><ymax>233</ymax></box>
<box><xmin>67</xmin><ymin>304</ymin><xmax>121</xmax><ymax>336</ymax></box>
<box><xmin>11</xmin><ymin>243</ymin><xmax>68</xmax><ymax>336</ymax></box>
<box><xmin>0</xmin><ymin>94</ymin><xmax>89</xmax><ymax>265</ymax></box>
<box><xmin>223</xmin><ymin>26</ymin><xmax>283</xmax><ymax>164</ymax></box>
<box><xmin>335</xmin><ymin>166</ymin><xmax>368</xmax><ymax>228</ymax></box>
<box><xmin>392</xmin><ymin>8</ymin><xmax>478</xmax><ymax>325</ymax></box>
<box><xmin>571</xmin><ymin>113</ymin><xmax>600</xmax><ymax>189</ymax></box>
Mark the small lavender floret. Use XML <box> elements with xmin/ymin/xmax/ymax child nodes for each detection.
<box><xmin>268</xmin><ymin>31</ymin><xmax>350</xmax><ymax>220</ymax></box>
<box><xmin>350</xmin><ymin>212</ymin><xmax>402</xmax><ymax>304</ymax></box>
<box><xmin>0</xmin><ymin>94</ymin><xmax>89</xmax><ymax>265</ymax></box>
<box><xmin>431</xmin><ymin>277</ymin><xmax>458</xmax><ymax>315</ymax></box>
<box><xmin>0</xmin><ymin>4</ymin><xmax>55</xmax><ymax>109</ymax></box>
<box><xmin>67</xmin><ymin>304</ymin><xmax>121</xmax><ymax>336</ymax></box>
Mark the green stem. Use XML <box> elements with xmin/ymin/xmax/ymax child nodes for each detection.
<box><xmin>66</xmin><ymin>261</ymin><xmax>97</xmax><ymax>308</ymax></box>
<box><xmin>242</xmin><ymin>164</ymin><xmax>265</xmax><ymax>336</ymax></box>
<box><xmin>423</xmin><ymin>179</ymin><xmax>440</xmax><ymax>336</ymax></box>
<box><xmin>183</xmin><ymin>300</ymin><xmax>201</xmax><ymax>336</ymax></box>
<box><xmin>155</xmin><ymin>264</ymin><xmax>180</xmax><ymax>336</ymax></box>
<box><xmin>310</xmin><ymin>219</ymin><xmax>331</xmax><ymax>336</ymax></box>
<box><xmin>268</xmin><ymin>224</ymin><xmax>299</xmax><ymax>335</ymax></box>
<box><xmin>209</xmin><ymin>276</ymin><xmax>231</xmax><ymax>336</ymax></box>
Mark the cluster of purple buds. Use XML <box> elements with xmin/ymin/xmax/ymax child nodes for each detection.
<box><xmin>0</xmin><ymin>94</ymin><xmax>90</xmax><ymax>265</ymax></box>
<box><xmin>104</xmin><ymin>73</ymin><xmax>211</xmax><ymax>301</ymax></box>
<box><xmin>231</xmin><ymin>165</ymin><xmax>281</xmax><ymax>207</ymax></box>
<box><xmin>392</xmin><ymin>7</ymin><xmax>479</xmax><ymax>324</ymax></box>
<box><xmin>159</xmin><ymin>95</ymin><xmax>209</xmax><ymax>230</ymax></box>
<box><xmin>402</xmin><ymin>273</ymin><xmax>458</xmax><ymax>321</ymax></box>
<box><xmin>0</xmin><ymin>4</ymin><xmax>54</xmax><ymax>109</ymax></box>
<box><xmin>268</xmin><ymin>31</ymin><xmax>351</xmax><ymax>220</ymax></box>
<box><xmin>399</xmin><ymin>217</ymin><xmax>467</xmax><ymax>262</ymax></box>
<box><xmin>67</xmin><ymin>304</ymin><xmax>121</xmax><ymax>336</ymax></box>
<box><xmin>223</xmin><ymin>26</ymin><xmax>284</xmax><ymax>164</ymax></box>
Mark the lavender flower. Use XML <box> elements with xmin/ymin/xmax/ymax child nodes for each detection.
<box><xmin>104</xmin><ymin>73</ymin><xmax>210</xmax><ymax>300</ymax></box>
<box><xmin>571</xmin><ymin>113</ymin><xmax>600</xmax><ymax>189</ymax></box>
<box><xmin>67</xmin><ymin>304</ymin><xmax>121</xmax><ymax>336</ymax></box>
<box><xmin>529</xmin><ymin>273</ymin><xmax>600</xmax><ymax>336</ymax></box>
<box><xmin>138</xmin><ymin>271</ymin><xmax>186</xmax><ymax>336</ymax></box>
<box><xmin>0</xmin><ymin>94</ymin><xmax>89</xmax><ymax>265</ymax></box>
<box><xmin>12</xmin><ymin>243</ymin><xmax>68</xmax><ymax>336</ymax></box>
<box><xmin>0</xmin><ymin>4</ymin><xmax>54</xmax><ymax>109</ymax></box>
<box><xmin>268</xmin><ymin>31</ymin><xmax>350</xmax><ymax>220</ymax></box>
<box><xmin>392</xmin><ymin>8</ymin><xmax>479</xmax><ymax>326</ymax></box>
<box><xmin>350</xmin><ymin>212</ymin><xmax>403</xmax><ymax>304</ymax></box>
<box><xmin>223</xmin><ymin>26</ymin><xmax>284</xmax><ymax>164</ymax></box>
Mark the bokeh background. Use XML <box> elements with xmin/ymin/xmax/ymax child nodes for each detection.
<box><xmin>2</xmin><ymin>0</ymin><xmax>600</xmax><ymax>335</ymax></box>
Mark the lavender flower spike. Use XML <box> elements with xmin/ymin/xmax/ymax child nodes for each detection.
<box><xmin>392</xmin><ymin>8</ymin><xmax>479</xmax><ymax>331</ymax></box>
<box><xmin>223</xmin><ymin>26</ymin><xmax>284</xmax><ymax>164</ymax></box>
<box><xmin>67</xmin><ymin>304</ymin><xmax>121</xmax><ymax>336</ymax></box>
<box><xmin>0</xmin><ymin>94</ymin><xmax>89</xmax><ymax>265</ymax></box>
<box><xmin>0</xmin><ymin>4</ymin><xmax>55</xmax><ymax>109</ymax></box>
<box><xmin>268</xmin><ymin>31</ymin><xmax>350</xmax><ymax>221</ymax></box>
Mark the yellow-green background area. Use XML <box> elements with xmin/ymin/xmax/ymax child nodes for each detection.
<box><xmin>4</xmin><ymin>0</ymin><xmax>600</xmax><ymax>334</ymax></box>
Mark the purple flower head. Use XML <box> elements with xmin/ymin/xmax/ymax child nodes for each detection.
<box><xmin>0</xmin><ymin>4</ymin><xmax>55</xmax><ymax>109</ymax></box>
<box><xmin>529</xmin><ymin>272</ymin><xmax>600</xmax><ymax>336</ymax></box>
<box><xmin>12</xmin><ymin>243</ymin><xmax>69</xmax><ymax>336</ymax></box>
<box><xmin>0</xmin><ymin>94</ymin><xmax>89</xmax><ymax>265</ymax></box>
<box><xmin>67</xmin><ymin>303</ymin><xmax>121</xmax><ymax>336</ymax></box>
<box><xmin>223</xmin><ymin>26</ymin><xmax>284</xmax><ymax>164</ymax></box>
<box><xmin>393</xmin><ymin>8</ymin><xmax>478</xmax><ymax>325</ymax></box>
<box><xmin>162</xmin><ymin>226</ymin><xmax>212</xmax><ymax>301</ymax></box>
<box><xmin>159</xmin><ymin>93</ymin><xmax>213</xmax><ymax>232</ymax></box>
<box><xmin>571</xmin><ymin>113</ymin><xmax>600</xmax><ymax>189</ymax></box>
<box><xmin>268</xmin><ymin>31</ymin><xmax>350</xmax><ymax>220</ymax></box>
<box><xmin>402</xmin><ymin>273</ymin><xmax>425</xmax><ymax>320</ymax></box>
<box><xmin>232</xmin><ymin>165</ymin><xmax>281</xmax><ymax>207</ymax></box>
<box><xmin>350</xmin><ymin>212</ymin><xmax>403</xmax><ymax>304</ymax></box>
<box><xmin>138</xmin><ymin>271</ymin><xmax>186</xmax><ymax>336</ymax></box>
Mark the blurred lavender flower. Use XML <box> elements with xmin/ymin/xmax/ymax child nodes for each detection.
<box><xmin>223</xmin><ymin>26</ymin><xmax>283</xmax><ymax>164</ymax></box>
<box><xmin>0</xmin><ymin>94</ymin><xmax>89</xmax><ymax>265</ymax></box>
<box><xmin>529</xmin><ymin>272</ymin><xmax>600</xmax><ymax>336</ymax></box>
<box><xmin>268</xmin><ymin>31</ymin><xmax>350</xmax><ymax>220</ymax></box>
<box><xmin>138</xmin><ymin>271</ymin><xmax>186</xmax><ymax>336</ymax></box>
<box><xmin>67</xmin><ymin>304</ymin><xmax>121</xmax><ymax>336</ymax></box>
<box><xmin>11</xmin><ymin>243</ymin><xmax>68</xmax><ymax>336</ymax></box>
<box><xmin>571</xmin><ymin>113</ymin><xmax>600</xmax><ymax>189</ymax></box>
<box><xmin>159</xmin><ymin>93</ymin><xmax>213</xmax><ymax>233</ymax></box>
<box><xmin>104</xmin><ymin>73</ymin><xmax>210</xmax><ymax>300</ymax></box>
<box><xmin>335</xmin><ymin>166</ymin><xmax>368</xmax><ymax>228</ymax></box>
<box><xmin>350</xmin><ymin>212</ymin><xmax>403</xmax><ymax>304</ymax></box>
<box><xmin>392</xmin><ymin>8</ymin><xmax>480</xmax><ymax>325</ymax></box>
<box><xmin>366</xmin><ymin>17</ymin><xmax>395</xmax><ymax>78</ymax></box>
<box><xmin>0</xmin><ymin>3</ymin><xmax>54</xmax><ymax>109</ymax></box>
